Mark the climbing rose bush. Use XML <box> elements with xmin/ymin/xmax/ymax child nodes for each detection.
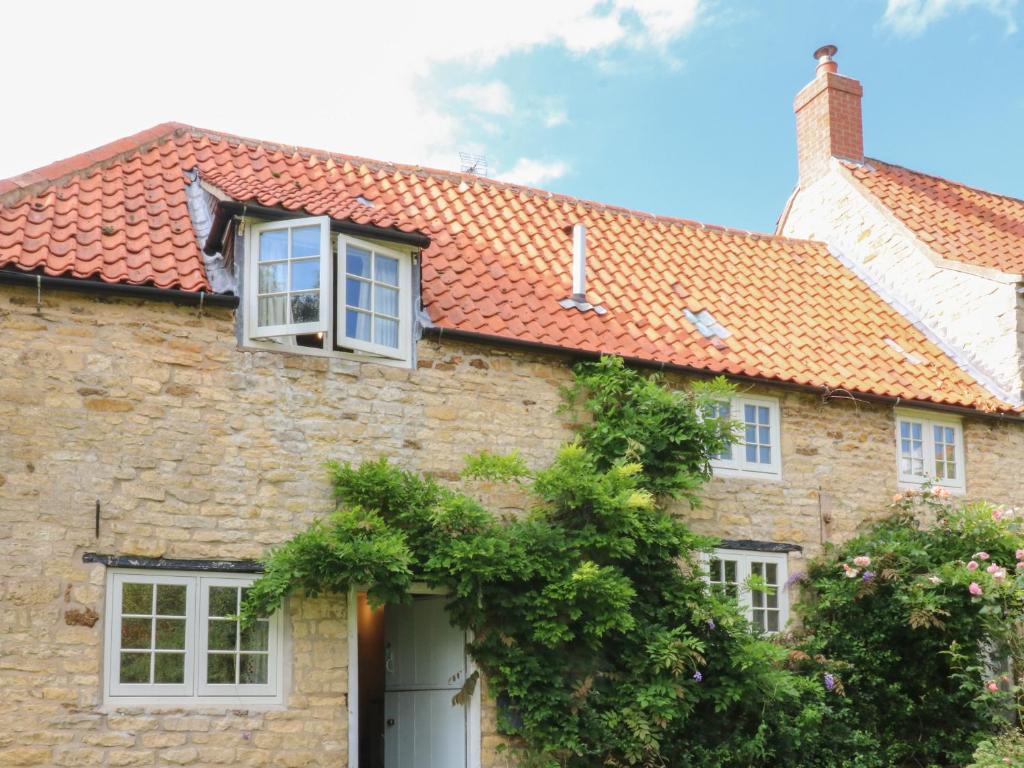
<box><xmin>794</xmin><ymin>489</ymin><xmax>1024</xmax><ymax>767</ymax></box>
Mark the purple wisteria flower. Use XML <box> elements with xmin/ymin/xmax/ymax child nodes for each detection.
<box><xmin>784</xmin><ymin>571</ymin><xmax>807</xmax><ymax>589</ymax></box>
<box><xmin>862</xmin><ymin>571</ymin><xmax>875</xmax><ymax>582</ymax></box>
<box><xmin>824</xmin><ymin>672</ymin><xmax>836</xmax><ymax>692</ymax></box>
<box><xmin>693</xmin><ymin>670</ymin><xmax>703</xmax><ymax>683</ymax></box>
<box><xmin>706</xmin><ymin>619</ymin><xmax>716</xmax><ymax>631</ymax></box>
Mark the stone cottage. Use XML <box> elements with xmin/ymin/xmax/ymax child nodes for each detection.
<box><xmin>0</xmin><ymin>47</ymin><xmax>1022</xmax><ymax>767</ymax></box>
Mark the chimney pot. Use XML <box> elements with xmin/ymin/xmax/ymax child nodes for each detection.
<box><xmin>814</xmin><ymin>44</ymin><xmax>839</xmax><ymax>76</ymax></box>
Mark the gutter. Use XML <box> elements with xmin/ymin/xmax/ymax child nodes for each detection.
<box><xmin>205</xmin><ymin>200</ymin><xmax>431</xmax><ymax>255</ymax></box>
<box><xmin>423</xmin><ymin>326</ymin><xmax>1023</xmax><ymax>423</ymax></box>
<box><xmin>0</xmin><ymin>269</ymin><xmax>239</xmax><ymax>308</ymax></box>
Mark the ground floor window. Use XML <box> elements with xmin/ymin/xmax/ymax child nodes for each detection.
<box><xmin>103</xmin><ymin>570</ymin><xmax>282</xmax><ymax>704</ymax></box>
<box><xmin>707</xmin><ymin>549</ymin><xmax>789</xmax><ymax>633</ymax></box>
<box><xmin>348</xmin><ymin>589</ymin><xmax>481</xmax><ymax>768</ymax></box>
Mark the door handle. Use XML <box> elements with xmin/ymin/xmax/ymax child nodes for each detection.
<box><xmin>386</xmin><ymin>718</ymin><xmax>396</xmax><ymax>727</ymax></box>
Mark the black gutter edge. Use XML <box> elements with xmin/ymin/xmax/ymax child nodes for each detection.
<box><xmin>0</xmin><ymin>268</ymin><xmax>239</xmax><ymax>308</ymax></box>
<box><xmin>83</xmin><ymin>552</ymin><xmax>263</xmax><ymax>573</ymax></box>
<box><xmin>206</xmin><ymin>200</ymin><xmax>431</xmax><ymax>254</ymax></box>
<box><xmin>718</xmin><ymin>539</ymin><xmax>803</xmax><ymax>554</ymax></box>
<box><xmin>422</xmin><ymin>326</ymin><xmax>1022</xmax><ymax>423</ymax></box>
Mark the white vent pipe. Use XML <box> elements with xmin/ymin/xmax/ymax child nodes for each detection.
<box><xmin>572</xmin><ymin>223</ymin><xmax>586</xmax><ymax>300</ymax></box>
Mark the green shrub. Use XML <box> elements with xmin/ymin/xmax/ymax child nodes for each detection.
<box><xmin>968</xmin><ymin>728</ymin><xmax>1024</xmax><ymax>768</ymax></box>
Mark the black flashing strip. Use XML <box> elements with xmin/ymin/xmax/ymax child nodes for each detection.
<box><xmin>423</xmin><ymin>326</ymin><xmax>1022</xmax><ymax>423</ymax></box>
<box><xmin>717</xmin><ymin>539</ymin><xmax>803</xmax><ymax>554</ymax></box>
<box><xmin>83</xmin><ymin>553</ymin><xmax>263</xmax><ymax>573</ymax></box>
<box><xmin>209</xmin><ymin>200</ymin><xmax>431</xmax><ymax>252</ymax></box>
<box><xmin>0</xmin><ymin>269</ymin><xmax>239</xmax><ymax>308</ymax></box>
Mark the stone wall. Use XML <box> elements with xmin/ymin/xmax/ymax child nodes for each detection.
<box><xmin>781</xmin><ymin>161</ymin><xmax>1024</xmax><ymax>402</ymax></box>
<box><xmin>2</xmin><ymin>285</ymin><xmax>1023</xmax><ymax>766</ymax></box>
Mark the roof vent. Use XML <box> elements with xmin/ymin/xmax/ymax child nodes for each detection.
<box><xmin>685</xmin><ymin>308</ymin><xmax>730</xmax><ymax>339</ymax></box>
<box><xmin>559</xmin><ymin>223</ymin><xmax>607</xmax><ymax>314</ymax></box>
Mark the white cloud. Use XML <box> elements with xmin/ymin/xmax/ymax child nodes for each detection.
<box><xmin>882</xmin><ymin>0</ymin><xmax>1018</xmax><ymax>36</ymax></box>
<box><xmin>498</xmin><ymin>158</ymin><xmax>570</xmax><ymax>186</ymax></box>
<box><xmin>453</xmin><ymin>81</ymin><xmax>514</xmax><ymax>115</ymax></box>
<box><xmin>544</xmin><ymin>109</ymin><xmax>570</xmax><ymax>128</ymax></box>
<box><xmin>0</xmin><ymin>0</ymin><xmax>702</xmax><ymax>180</ymax></box>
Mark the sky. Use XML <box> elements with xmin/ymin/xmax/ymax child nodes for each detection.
<box><xmin>2</xmin><ymin>0</ymin><xmax>1021</xmax><ymax>233</ymax></box>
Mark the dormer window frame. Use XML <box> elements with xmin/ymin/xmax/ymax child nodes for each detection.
<box><xmin>241</xmin><ymin>216</ymin><xmax>416</xmax><ymax>368</ymax></box>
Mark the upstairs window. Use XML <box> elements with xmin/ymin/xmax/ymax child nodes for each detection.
<box><xmin>250</xmin><ymin>217</ymin><xmax>331</xmax><ymax>339</ymax></box>
<box><xmin>706</xmin><ymin>395</ymin><xmax>782</xmax><ymax>479</ymax></box>
<box><xmin>707</xmin><ymin>549</ymin><xmax>789</xmax><ymax>633</ymax></box>
<box><xmin>895</xmin><ymin>410</ymin><xmax>965</xmax><ymax>491</ymax></box>
<box><xmin>245</xmin><ymin>218</ymin><xmax>414</xmax><ymax>365</ymax></box>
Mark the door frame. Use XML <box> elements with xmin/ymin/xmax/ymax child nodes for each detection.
<box><xmin>347</xmin><ymin>586</ymin><xmax>482</xmax><ymax>768</ymax></box>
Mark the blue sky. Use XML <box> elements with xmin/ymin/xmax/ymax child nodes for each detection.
<box><xmin>3</xmin><ymin>1</ymin><xmax>1022</xmax><ymax>234</ymax></box>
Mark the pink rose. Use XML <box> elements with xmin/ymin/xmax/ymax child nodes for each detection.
<box><xmin>993</xmin><ymin>569</ymin><xmax>1007</xmax><ymax>582</ymax></box>
<box><xmin>975</xmin><ymin>552</ymin><xmax>990</xmax><ymax>561</ymax></box>
<box><xmin>892</xmin><ymin>493</ymin><xmax>904</xmax><ymax>503</ymax></box>
<box><xmin>969</xmin><ymin>582</ymin><xmax>983</xmax><ymax>596</ymax></box>
<box><xmin>1016</xmin><ymin>549</ymin><xmax>1024</xmax><ymax>561</ymax></box>
<box><xmin>987</xmin><ymin>564</ymin><xmax>1001</xmax><ymax>574</ymax></box>
<box><xmin>842</xmin><ymin>564</ymin><xmax>860</xmax><ymax>579</ymax></box>
<box><xmin>993</xmin><ymin>508</ymin><xmax>1004</xmax><ymax>521</ymax></box>
<box><xmin>967</xmin><ymin>561</ymin><xmax>979</xmax><ymax>571</ymax></box>
<box><xmin>1017</xmin><ymin>562</ymin><xmax>1024</xmax><ymax>570</ymax></box>
<box><xmin>853</xmin><ymin>556</ymin><xmax>871</xmax><ymax>568</ymax></box>
<box><xmin>987</xmin><ymin>681</ymin><xmax>999</xmax><ymax>692</ymax></box>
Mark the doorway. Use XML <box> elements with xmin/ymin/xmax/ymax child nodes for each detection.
<box><xmin>348</xmin><ymin>590</ymin><xmax>479</xmax><ymax>768</ymax></box>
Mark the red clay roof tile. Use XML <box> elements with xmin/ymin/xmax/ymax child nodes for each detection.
<box><xmin>0</xmin><ymin>124</ymin><xmax>1013</xmax><ymax>412</ymax></box>
<box><xmin>844</xmin><ymin>158</ymin><xmax>1024</xmax><ymax>275</ymax></box>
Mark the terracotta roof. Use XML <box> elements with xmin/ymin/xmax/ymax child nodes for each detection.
<box><xmin>0</xmin><ymin>123</ymin><xmax>1012</xmax><ymax>412</ymax></box>
<box><xmin>844</xmin><ymin>158</ymin><xmax>1024</xmax><ymax>275</ymax></box>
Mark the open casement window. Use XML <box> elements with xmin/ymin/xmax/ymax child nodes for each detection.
<box><xmin>707</xmin><ymin>395</ymin><xmax>782</xmax><ymax>479</ymax></box>
<box><xmin>707</xmin><ymin>549</ymin><xmax>789</xmax><ymax>633</ymax></box>
<box><xmin>336</xmin><ymin>235</ymin><xmax>413</xmax><ymax>361</ymax></box>
<box><xmin>895</xmin><ymin>409</ymin><xmax>965</xmax><ymax>492</ymax></box>
<box><xmin>104</xmin><ymin>570</ymin><xmax>282</xmax><ymax>704</ymax></box>
<box><xmin>248</xmin><ymin>216</ymin><xmax>331</xmax><ymax>339</ymax></box>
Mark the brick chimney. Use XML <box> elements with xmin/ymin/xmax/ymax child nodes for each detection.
<box><xmin>794</xmin><ymin>45</ymin><xmax>864</xmax><ymax>188</ymax></box>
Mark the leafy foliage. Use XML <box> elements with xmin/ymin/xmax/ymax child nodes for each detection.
<box><xmin>794</xmin><ymin>489</ymin><xmax>1024</xmax><ymax>767</ymax></box>
<box><xmin>243</xmin><ymin>356</ymin><xmax>1024</xmax><ymax>766</ymax></box>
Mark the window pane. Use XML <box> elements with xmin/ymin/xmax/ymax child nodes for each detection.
<box><xmin>122</xmin><ymin>583</ymin><xmax>152</xmax><ymax>615</ymax></box>
<box><xmin>767</xmin><ymin>612</ymin><xmax>780</xmax><ymax>632</ymax></box>
<box><xmin>291</xmin><ymin>226</ymin><xmax>320</xmax><ymax>258</ymax></box>
<box><xmin>259</xmin><ymin>230</ymin><xmax>288</xmax><ymax>262</ymax></box>
<box><xmin>208</xmin><ymin>619</ymin><xmax>237</xmax><ymax>651</ymax></box>
<box><xmin>709</xmin><ymin>559</ymin><xmax>722</xmax><ymax>582</ymax></box>
<box><xmin>346</xmin><ymin>278</ymin><xmax>371</xmax><ymax>310</ymax></box>
<box><xmin>241</xmin><ymin>620</ymin><xmax>269</xmax><ymax>652</ymax></box>
<box><xmin>155</xmin><ymin>618</ymin><xmax>186</xmax><ymax>650</ymax></box>
<box><xmin>375</xmin><ymin>255</ymin><xmax>399</xmax><ymax>286</ymax></box>
<box><xmin>258</xmin><ymin>263</ymin><xmax>287</xmax><ymax>294</ymax></box>
<box><xmin>290</xmin><ymin>259</ymin><xmax>320</xmax><ymax>291</ymax></box>
<box><xmin>290</xmin><ymin>293</ymin><xmax>320</xmax><ymax>324</ymax></box>
<box><xmin>752</xmin><ymin>611</ymin><xmax>765</xmax><ymax>632</ymax></box>
<box><xmin>240</xmin><ymin>654</ymin><xmax>269</xmax><ymax>685</ymax></box>
<box><xmin>120</xmin><ymin>652</ymin><xmax>151</xmax><ymax>684</ymax></box>
<box><xmin>724</xmin><ymin>560</ymin><xmax>737</xmax><ymax>584</ymax></box>
<box><xmin>765</xmin><ymin>564</ymin><xmax>777</xmax><ymax>585</ymax></box>
<box><xmin>347</xmin><ymin>246</ymin><xmax>372</xmax><ymax>278</ymax></box>
<box><xmin>258</xmin><ymin>296</ymin><xmax>287</xmax><ymax>327</ymax></box>
<box><xmin>346</xmin><ymin>310</ymin><xmax>372</xmax><ymax>342</ymax></box>
<box><xmin>154</xmin><ymin>652</ymin><xmax>185</xmax><ymax>684</ymax></box>
<box><xmin>759</xmin><ymin>446</ymin><xmax>770</xmax><ymax>464</ymax></box>
<box><xmin>156</xmin><ymin>585</ymin><xmax>186</xmax><ymax>616</ymax></box>
<box><xmin>375</xmin><ymin>285</ymin><xmax>400</xmax><ymax>317</ymax></box>
<box><xmin>207</xmin><ymin>653</ymin><xmax>236</xmax><ymax>684</ymax></box>
<box><xmin>746</xmin><ymin>443</ymin><xmax>757</xmax><ymax>463</ymax></box>
<box><xmin>374</xmin><ymin>317</ymin><xmax>399</xmax><ymax>349</ymax></box>
<box><xmin>758</xmin><ymin>406</ymin><xmax>769</xmax><ymax>425</ymax></box>
<box><xmin>208</xmin><ymin>587</ymin><xmax>237</xmax><ymax>617</ymax></box>
<box><xmin>121</xmin><ymin>617</ymin><xmax>152</xmax><ymax>649</ymax></box>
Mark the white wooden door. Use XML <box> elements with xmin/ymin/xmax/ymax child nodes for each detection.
<box><xmin>384</xmin><ymin>596</ymin><xmax>467</xmax><ymax>768</ymax></box>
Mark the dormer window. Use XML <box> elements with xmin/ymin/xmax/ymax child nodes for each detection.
<box><xmin>244</xmin><ymin>216</ymin><xmax>414</xmax><ymax>366</ymax></box>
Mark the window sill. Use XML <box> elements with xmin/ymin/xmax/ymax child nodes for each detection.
<box><xmin>711</xmin><ymin>465</ymin><xmax>783</xmax><ymax>482</ymax></box>
<box><xmin>897</xmin><ymin>479</ymin><xmax>966</xmax><ymax>496</ymax></box>
<box><xmin>100</xmin><ymin>695</ymin><xmax>286</xmax><ymax>712</ymax></box>
<box><xmin>240</xmin><ymin>338</ymin><xmax>413</xmax><ymax>369</ymax></box>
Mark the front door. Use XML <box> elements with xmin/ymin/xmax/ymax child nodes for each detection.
<box><xmin>383</xmin><ymin>595</ymin><xmax>468</xmax><ymax>768</ymax></box>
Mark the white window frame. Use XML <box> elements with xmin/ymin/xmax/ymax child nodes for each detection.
<box><xmin>103</xmin><ymin>569</ymin><xmax>284</xmax><ymax>707</ymax></box>
<box><xmin>336</xmin><ymin>234</ymin><xmax>414</xmax><ymax>362</ymax></box>
<box><xmin>705</xmin><ymin>549</ymin><xmax>789</xmax><ymax>633</ymax></box>
<box><xmin>894</xmin><ymin>409</ymin><xmax>966</xmax><ymax>493</ymax></box>
<box><xmin>709</xmin><ymin>395</ymin><xmax>782</xmax><ymax>480</ymax></box>
<box><xmin>246</xmin><ymin>216</ymin><xmax>331</xmax><ymax>339</ymax></box>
